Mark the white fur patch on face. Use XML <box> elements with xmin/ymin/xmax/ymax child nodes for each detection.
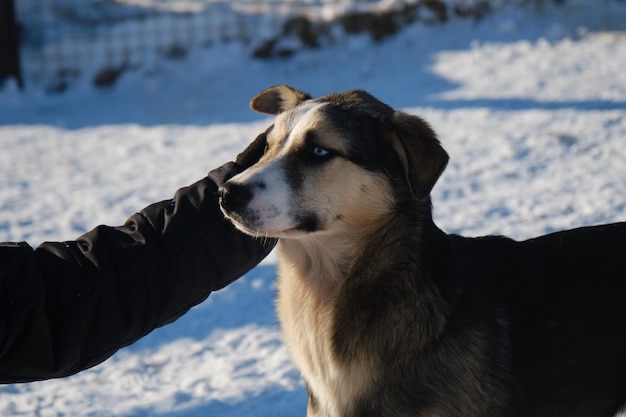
<box><xmin>222</xmin><ymin>101</ymin><xmax>332</xmax><ymax>237</ymax></box>
<box><xmin>224</xmin><ymin>161</ymin><xmax>295</xmax><ymax>237</ymax></box>
<box><xmin>272</xmin><ymin>101</ymin><xmax>328</xmax><ymax>153</ymax></box>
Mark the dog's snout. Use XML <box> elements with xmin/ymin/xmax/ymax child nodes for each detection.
<box><xmin>219</xmin><ymin>182</ymin><xmax>253</xmax><ymax>213</ymax></box>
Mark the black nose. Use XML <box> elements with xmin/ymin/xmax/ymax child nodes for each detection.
<box><xmin>219</xmin><ymin>182</ymin><xmax>253</xmax><ymax>213</ymax></box>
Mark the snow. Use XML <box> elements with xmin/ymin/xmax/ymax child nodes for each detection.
<box><xmin>1</xmin><ymin>1</ymin><xmax>626</xmax><ymax>416</ymax></box>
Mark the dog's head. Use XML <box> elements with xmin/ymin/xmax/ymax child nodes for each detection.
<box><xmin>218</xmin><ymin>85</ymin><xmax>448</xmax><ymax>239</ymax></box>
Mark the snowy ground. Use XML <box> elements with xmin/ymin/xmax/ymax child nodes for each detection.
<box><xmin>1</xmin><ymin>1</ymin><xmax>626</xmax><ymax>416</ymax></box>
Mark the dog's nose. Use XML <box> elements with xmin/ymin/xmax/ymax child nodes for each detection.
<box><xmin>219</xmin><ymin>182</ymin><xmax>253</xmax><ymax>213</ymax></box>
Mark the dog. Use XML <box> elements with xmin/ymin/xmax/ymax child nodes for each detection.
<box><xmin>218</xmin><ymin>85</ymin><xmax>626</xmax><ymax>417</ymax></box>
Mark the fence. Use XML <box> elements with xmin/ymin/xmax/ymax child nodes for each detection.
<box><xmin>18</xmin><ymin>1</ymin><xmax>295</xmax><ymax>90</ymax></box>
<box><xmin>9</xmin><ymin>0</ymin><xmax>562</xmax><ymax>91</ymax></box>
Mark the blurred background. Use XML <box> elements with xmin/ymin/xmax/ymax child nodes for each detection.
<box><xmin>1</xmin><ymin>0</ymin><xmax>623</xmax><ymax>92</ymax></box>
<box><xmin>1</xmin><ymin>1</ymin><xmax>625</xmax><ymax>416</ymax></box>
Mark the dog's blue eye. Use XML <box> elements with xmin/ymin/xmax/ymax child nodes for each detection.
<box><xmin>313</xmin><ymin>147</ymin><xmax>330</xmax><ymax>157</ymax></box>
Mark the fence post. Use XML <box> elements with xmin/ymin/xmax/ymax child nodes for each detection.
<box><xmin>0</xmin><ymin>0</ymin><xmax>23</xmax><ymax>89</ymax></box>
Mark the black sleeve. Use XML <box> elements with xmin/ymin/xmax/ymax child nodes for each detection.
<box><xmin>0</xmin><ymin>176</ymin><xmax>276</xmax><ymax>383</ymax></box>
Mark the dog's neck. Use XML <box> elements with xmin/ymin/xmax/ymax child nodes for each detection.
<box><xmin>277</xmin><ymin>198</ymin><xmax>441</xmax><ymax>299</ymax></box>
<box><xmin>277</xmin><ymin>226</ymin><xmax>374</xmax><ymax>298</ymax></box>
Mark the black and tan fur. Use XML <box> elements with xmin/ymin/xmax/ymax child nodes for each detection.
<box><xmin>218</xmin><ymin>85</ymin><xmax>626</xmax><ymax>417</ymax></box>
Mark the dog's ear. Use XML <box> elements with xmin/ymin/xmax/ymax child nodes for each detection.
<box><xmin>250</xmin><ymin>85</ymin><xmax>312</xmax><ymax>115</ymax></box>
<box><xmin>389</xmin><ymin>112</ymin><xmax>449</xmax><ymax>200</ymax></box>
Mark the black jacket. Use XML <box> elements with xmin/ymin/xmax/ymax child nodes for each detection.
<box><xmin>0</xmin><ymin>175</ymin><xmax>276</xmax><ymax>383</ymax></box>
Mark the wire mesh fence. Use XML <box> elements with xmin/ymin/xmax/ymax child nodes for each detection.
<box><xmin>11</xmin><ymin>0</ymin><xmax>559</xmax><ymax>91</ymax></box>
<box><xmin>17</xmin><ymin>1</ymin><xmax>291</xmax><ymax>90</ymax></box>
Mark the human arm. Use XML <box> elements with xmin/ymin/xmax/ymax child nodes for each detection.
<box><xmin>0</xmin><ymin>134</ymin><xmax>275</xmax><ymax>383</ymax></box>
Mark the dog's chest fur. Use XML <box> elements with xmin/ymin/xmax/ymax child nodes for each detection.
<box><xmin>276</xmin><ymin>241</ymin><xmax>376</xmax><ymax>417</ymax></box>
